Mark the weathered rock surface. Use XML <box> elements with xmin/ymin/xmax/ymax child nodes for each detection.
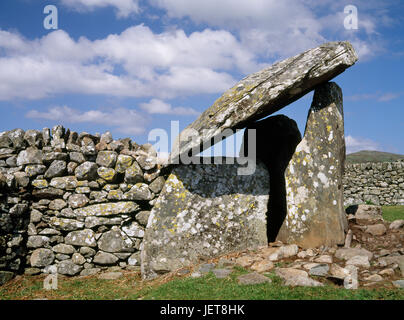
<box><xmin>141</xmin><ymin>158</ymin><xmax>269</xmax><ymax>279</ymax></box>
<box><xmin>170</xmin><ymin>41</ymin><xmax>357</xmax><ymax>162</ymax></box>
<box><xmin>276</xmin><ymin>82</ymin><xmax>347</xmax><ymax>248</ymax></box>
<box><xmin>73</xmin><ymin>201</ymin><xmax>140</xmax><ymax>217</ymax></box>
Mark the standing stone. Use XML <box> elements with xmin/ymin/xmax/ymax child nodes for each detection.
<box><xmin>277</xmin><ymin>82</ymin><xmax>347</xmax><ymax>248</ymax></box>
<box><xmin>141</xmin><ymin>158</ymin><xmax>269</xmax><ymax>280</ymax></box>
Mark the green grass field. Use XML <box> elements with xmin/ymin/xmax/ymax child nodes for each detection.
<box><xmin>382</xmin><ymin>206</ymin><xmax>404</xmax><ymax>222</ymax></box>
<box><xmin>1</xmin><ymin>266</ymin><xmax>403</xmax><ymax>300</ymax></box>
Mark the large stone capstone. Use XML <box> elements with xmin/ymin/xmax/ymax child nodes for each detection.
<box><xmin>141</xmin><ymin>158</ymin><xmax>269</xmax><ymax>280</ymax></box>
<box><xmin>276</xmin><ymin>82</ymin><xmax>348</xmax><ymax>248</ymax></box>
<box><xmin>170</xmin><ymin>41</ymin><xmax>358</xmax><ymax>163</ymax></box>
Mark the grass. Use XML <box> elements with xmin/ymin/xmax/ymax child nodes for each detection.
<box><xmin>382</xmin><ymin>206</ymin><xmax>404</xmax><ymax>222</ymax></box>
<box><xmin>1</xmin><ymin>267</ymin><xmax>403</xmax><ymax>300</ymax></box>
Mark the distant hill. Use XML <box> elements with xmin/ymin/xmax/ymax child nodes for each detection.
<box><xmin>346</xmin><ymin>150</ymin><xmax>404</xmax><ymax>164</ymax></box>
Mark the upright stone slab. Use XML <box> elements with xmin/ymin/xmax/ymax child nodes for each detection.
<box><xmin>141</xmin><ymin>158</ymin><xmax>269</xmax><ymax>280</ymax></box>
<box><xmin>276</xmin><ymin>82</ymin><xmax>348</xmax><ymax>248</ymax></box>
<box><xmin>170</xmin><ymin>42</ymin><xmax>358</xmax><ymax>163</ymax></box>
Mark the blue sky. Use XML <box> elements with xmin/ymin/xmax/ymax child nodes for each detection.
<box><xmin>0</xmin><ymin>0</ymin><xmax>403</xmax><ymax>157</ymax></box>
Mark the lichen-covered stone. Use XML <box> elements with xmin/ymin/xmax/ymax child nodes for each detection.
<box><xmin>122</xmin><ymin>221</ymin><xmax>145</xmax><ymax>238</ymax></box>
<box><xmin>97</xmin><ymin>229</ymin><xmax>133</xmax><ymax>253</ymax></box>
<box><xmin>170</xmin><ymin>42</ymin><xmax>358</xmax><ymax>162</ymax></box>
<box><xmin>52</xmin><ymin>244</ymin><xmax>75</xmax><ymax>255</ymax></box>
<box><xmin>149</xmin><ymin>176</ymin><xmax>165</xmax><ymax>194</ymax></box>
<box><xmin>30</xmin><ymin>248</ymin><xmax>55</xmax><ymax>267</ymax></box>
<box><xmin>93</xmin><ymin>251</ymin><xmax>119</xmax><ymax>265</ymax></box>
<box><xmin>27</xmin><ymin>235</ymin><xmax>50</xmax><ymax>248</ymax></box>
<box><xmin>16</xmin><ymin>147</ymin><xmax>43</xmax><ymax>166</ymax></box>
<box><xmin>49</xmin><ymin>176</ymin><xmax>78</xmax><ymax>190</ymax></box>
<box><xmin>124</xmin><ymin>183</ymin><xmax>153</xmax><ymax>201</ymax></box>
<box><xmin>97</xmin><ymin>167</ymin><xmax>117</xmax><ymax>182</ymax></box>
<box><xmin>115</xmin><ymin>155</ymin><xmax>133</xmax><ymax>173</ymax></box>
<box><xmin>277</xmin><ymin>82</ymin><xmax>347</xmax><ymax>248</ymax></box>
<box><xmin>141</xmin><ymin>158</ymin><xmax>269</xmax><ymax>279</ymax></box>
<box><xmin>84</xmin><ymin>216</ymin><xmax>122</xmax><ymax>229</ymax></box>
<box><xmin>124</xmin><ymin>162</ymin><xmax>143</xmax><ymax>184</ymax></box>
<box><xmin>75</xmin><ymin>161</ymin><xmax>98</xmax><ymax>181</ymax></box>
<box><xmin>57</xmin><ymin>260</ymin><xmax>83</xmax><ymax>276</ymax></box>
<box><xmin>69</xmin><ymin>152</ymin><xmax>86</xmax><ymax>164</ymax></box>
<box><xmin>49</xmin><ymin>199</ymin><xmax>67</xmax><ymax>211</ymax></box>
<box><xmin>49</xmin><ymin>217</ymin><xmax>84</xmax><ymax>231</ymax></box>
<box><xmin>73</xmin><ymin>201</ymin><xmax>140</xmax><ymax>217</ymax></box>
<box><xmin>25</xmin><ymin>165</ymin><xmax>47</xmax><ymax>177</ymax></box>
<box><xmin>68</xmin><ymin>194</ymin><xmax>89</xmax><ymax>209</ymax></box>
<box><xmin>65</xmin><ymin>229</ymin><xmax>97</xmax><ymax>247</ymax></box>
<box><xmin>96</xmin><ymin>151</ymin><xmax>118</xmax><ymax>168</ymax></box>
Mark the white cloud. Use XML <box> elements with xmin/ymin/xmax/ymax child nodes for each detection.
<box><xmin>346</xmin><ymin>91</ymin><xmax>401</xmax><ymax>102</ymax></box>
<box><xmin>0</xmin><ymin>27</ymin><xmax>255</xmax><ymax>100</ymax></box>
<box><xmin>345</xmin><ymin>135</ymin><xmax>381</xmax><ymax>154</ymax></box>
<box><xmin>26</xmin><ymin>105</ymin><xmax>148</xmax><ymax>135</ymax></box>
<box><xmin>60</xmin><ymin>0</ymin><xmax>140</xmax><ymax>17</ymax></box>
<box><xmin>140</xmin><ymin>99</ymin><xmax>200</xmax><ymax>116</ymax></box>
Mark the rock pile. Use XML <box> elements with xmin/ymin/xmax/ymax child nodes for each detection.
<box><xmin>188</xmin><ymin>204</ymin><xmax>404</xmax><ymax>289</ymax></box>
<box><xmin>0</xmin><ymin>126</ymin><xmax>167</xmax><ymax>283</ymax></box>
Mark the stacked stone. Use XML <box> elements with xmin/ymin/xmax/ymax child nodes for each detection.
<box><xmin>343</xmin><ymin>160</ymin><xmax>404</xmax><ymax>206</ymax></box>
<box><xmin>0</xmin><ymin>126</ymin><xmax>166</xmax><ymax>280</ymax></box>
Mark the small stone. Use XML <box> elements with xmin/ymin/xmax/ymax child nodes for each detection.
<box><xmin>250</xmin><ymin>260</ymin><xmax>274</xmax><ymax>273</ymax></box>
<box><xmin>65</xmin><ymin>229</ymin><xmax>97</xmax><ymax>247</ymax></box>
<box><xmin>30</xmin><ymin>248</ymin><xmax>55</xmax><ymax>267</ymax></box>
<box><xmin>49</xmin><ymin>199</ymin><xmax>67</xmax><ymax>211</ymax></box>
<box><xmin>237</xmin><ymin>273</ymin><xmax>272</xmax><ymax>285</ymax></box>
<box><xmin>329</xmin><ymin>264</ymin><xmax>350</xmax><ymax>279</ymax></box>
<box><xmin>68</xmin><ymin>193</ymin><xmax>89</xmax><ymax>209</ymax></box>
<box><xmin>96</xmin><ymin>151</ymin><xmax>118</xmax><ymax>168</ymax></box>
<box><xmin>69</xmin><ymin>152</ymin><xmax>86</xmax><ymax>164</ymax></box>
<box><xmin>378</xmin><ymin>268</ymin><xmax>395</xmax><ymax>276</ymax></box>
<box><xmin>389</xmin><ymin>220</ymin><xmax>404</xmax><ymax>230</ymax></box>
<box><xmin>27</xmin><ymin>235</ymin><xmax>50</xmax><ymax>248</ymax></box>
<box><xmin>72</xmin><ymin>253</ymin><xmax>86</xmax><ymax>265</ymax></box>
<box><xmin>0</xmin><ymin>271</ymin><xmax>14</xmax><ymax>285</ymax></box>
<box><xmin>135</xmin><ymin>211</ymin><xmax>151</xmax><ymax>226</ymax></box>
<box><xmin>44</xmin><ymin>160</ymin><xmax>67</xmax><ymax>178</ymax></box>
<box><xmin>364</xmin><ymin>274</ymin><xmax>383</xmax><ymax>282</ymax></box>
<box><xmin>97</xmin><ymin>167</ymin><xmax>117</xmax><ymax>182</ymax></box>
<box><xmin>128</xmin><ymin>252</ymin><xmax>141</xmax><ymax>266</ymax></box>
<box><xmin>124</xmin><ymin>162</ymin><xmax>143</xmax><ymax>184</ymax></box>
<box><xmin>366</xmin><ymin>224</ymin><xmax>387</xmax><ymax>236</ymax></box>
<box><xmin>98</xmin><ymin>272</ymin><xmax>123</xmax><ymax>280</ymax></box>
<box><xmin>24</xmin><ymin>268</ymin><xmax>41</xmax><ymax>276</ymax></box>
<box><xmin>124</xmin><ymin>183</ymin><xmax>153</xmax><ymax>201</ymax></box>
<box><xmin>314</xmin><ymin>255</ymin><xmax>333</xmax><ymax>264</ymax></box>
<box><xmin>93</xmin><ymin>251</ymin><xmax>119</xmax><ymax>265</ymax></box>
<box><xmin>149</xmin><ymin>176</ymin><xmax>165</xmax><ymax>194</ymax></box>
<box><xmin>52</xmin><ymin>244</ymin><xmax>75</xmax><ymax>255</ymax></box>
<box><xmin>57</xmin><ymin>260</ymin><xmax>83</xmax><ymax>276</ymax></box>
<box><xmin>392</xmin><ymin>280</ymin><xmax>404</xmax><ymax>289</ymax></box>
<box><xmin>335</xmin><ymin>248</ymin><xmax>373</xmax><ymax>261</ymax></box>
<box><xmin>212</xmin><ymin>269</ymin><xmax>233</xmax><ymax>279</ymax></box>
<box><xmin>16</xmin><ymin>147</ymin><xmax>43</xmax><ymax>166</ymax></box>
<box><xmin>346</xmin><ymin>255</ymin><xmax>370</xmax><ymax>268</ymax></box>
<box><xmin>75</xmin><ymin>161</ymin><xmax>98</xmax><ymax>181</ymax></box>
<box><xmin>235</xmin><ymin>255</ymin><xmax>258</xmax><ymax>268</ymax></box>
<box><xmin>308</xmin><ymin>264</ymin><xmax>329</xmax><ymax>277</ymax></box>
<box><xmin>80</xmin><ymin>247</ymin><xmax>97</xmax><ymax>258</ymax></box>
<box><xmin>199</xmin><ymin>263</ymin><xmax>216</xmax><ymax>274</ymax></box>
<box><xmin>80</xmin><ymin>268</ymin><xmax>101</xmax><ymax>276</ymax></box>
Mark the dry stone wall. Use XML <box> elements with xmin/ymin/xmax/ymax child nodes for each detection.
<box><xmin>0</xmin><ymin>126</ymin><xmax>167</xmax><ymax>281</ymax></box>
<box><xmin>343</xmin><ymin>160</ymin><xmax>404</xmax><ymax>206</ymax></box>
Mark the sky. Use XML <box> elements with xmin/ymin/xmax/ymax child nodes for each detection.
<box><xmin>0</xmin><ymin>0</ymin><xmax>403</xmax><ymax>157</ymax></box>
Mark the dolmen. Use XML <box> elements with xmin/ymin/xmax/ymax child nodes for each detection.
<box><xmin>141</xmin><ymin>41</ymin><xmax>358</xmax><ymax>279</ymax></box>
